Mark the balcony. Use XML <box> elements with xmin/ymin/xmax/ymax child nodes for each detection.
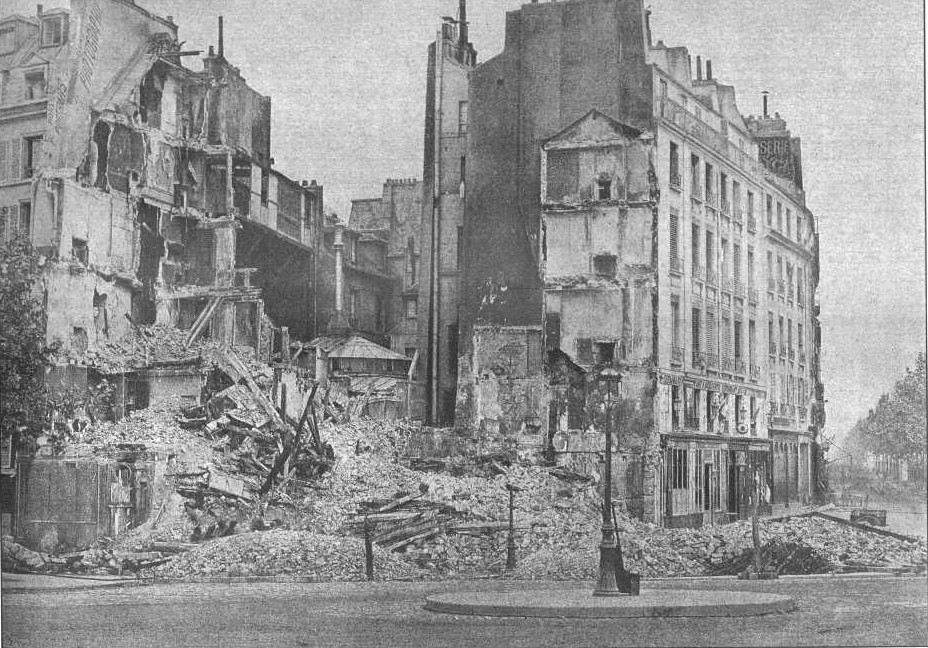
<box><xmin>788</xmin><ymin>348</ymin><xmax>795</xmax><ymax>362</ymax></box>
<box><xmin>747</xmin><ymin>215</ymin><xmax>756</xmax><ymax>232</ymax></box>
<box><xmin>733</xmin><ymin>205</ymin><xmax>743</xmax><ymax>224</ymax></box>
<box><xmin>749</xmin><ymin>287</ymin><xmax>758</xmax><ymax>304</ymax></box>
<box><xmin>721</xmin><ymin>276</ymin><xmax>732</xmax><ymax>293</ymax></box>
<box><xmin>767</xmin><ymin>277</ymin><xmax>776</xmax><ymax>293</ymax></box>
<box><xmin>670</xmin><ymin>171</ymin><xmax>682</xmax><ymax>190</ymax></box>
<box><xmin>799</xmin><ymin>350</ymin><xmax>806</xmax><ymax>365</ymax></box>
<box><xmin>721</xmin><ymin>198</ymin><xmax>731</xmax><ymax>215</ymax></box>
<box><xmin>735</xmin><ymin>359</ymin><xmax>746</xmax><ymax>374</ymax></box>
<box><xmin>750</xmin><ymin>364</ymin><xmax>761</xmax><ymax>380</ymax></box>
<box><xmin>706</xmin><ymin>190</ymin><xmax>718</xmax><ymax>209</ymax></box>
<box><xmin>707</xmin><ymin>268</ymin><xmax>719</xmax><ymax>286</ymax></box>
<box><xmin>670</xmin><ymin>257</ymin><xmax>684</xmax><ymax>275</ymax></box>
<box><xmin>779</xmin><ymin>344</ymin><xmax>787</xmax><ymax>359</ymax></box>
<box><xmin>721</xmin><ymin>356</ymin><xmax>733</xmax><ymax>372</ymax></box>
<box><xmin>734</xmin><ymin>280</ymin><xmax>745</xmax><ymax>298</ymax></box>
<box><xmin>707</xmin><ymin>353</ymin><xmax>719</xmax><ymax>369</ymax></box>
<box><xmin>799</xmin><ymin>406</ymin><xmax>807</xmax><ymax>420</ymax></box>
<box><xmin>693</xmin><ymin>350</ymin><xmax>707</xmax><ymax>367</ymax></box>
<box><xmin>672</xmin><ymin>346</ymin><xmax>684</xmax><ymax>365</ymax></box>
<box><xmin>768</xmin><ymin>341</ymin><xmax>777</xmax><ymax>356</ymax></box>
<box><xmin>691</xmin><ymin>178</ymin><xmax>702</xmax><ymax>200</ymax></box>
<box><xmin>693</xmin><ymin>264</ymin><xmax>706</xmax><ymax>282</ymax></box>
<box><xmin>797</xmin><ymin>291</ymin><xmax>805</xmax><ymax>308</ymax></box>
<box><xmin>777</xmin><ymin>279</ymin><xmax>785</xmax><ymax>295</ymax></box>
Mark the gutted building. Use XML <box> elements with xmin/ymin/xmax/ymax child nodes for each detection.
<box><xmin>0</xmin><ymin>0</ymin><xmax>324</xmax><ymax>373</ymax></box>
<box><xmin>456</xmin><ymin>0</ymin><xmax>824</xmax><ymax>526</ymax></box>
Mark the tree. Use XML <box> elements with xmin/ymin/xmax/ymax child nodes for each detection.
<box><xmin>0</xmin><ymin>237</ymin><xmax>53</xmax><ymax>444</ymax></box>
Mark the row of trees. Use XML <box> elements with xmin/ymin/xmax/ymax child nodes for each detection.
<box><xmin>846</xmin><ymin>351</ymin><xmax>927</xmax><ymax>469</ymax></box>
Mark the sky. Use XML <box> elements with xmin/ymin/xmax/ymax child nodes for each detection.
<box><xmin>10</xmin><ymin>0</ymin><xmax>925</xmax><ymax>445</ymax></box>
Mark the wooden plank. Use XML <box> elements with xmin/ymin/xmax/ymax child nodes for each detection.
<box><xmin>386</xmin><ymin>526</ymin><xmax>441</xmax><ymax>552</ymax></box>
<box><xmin>374</xmin><ymin>493</ymin><xmax>422</xmax><ymax>514</ymax></box>
<box><xmin>374</xmin><ymin>518</ymin><xmax>439</xmax><ymax>546</ymax></box>
<box><xmin>809</xmin><ymin>511</ymin><xmax>917</xmax><ymax>542</ymax></box>
<box><xmin>217</xmin><ymin>348</ymin><xmax>287</xmax><ymax>431</ymax></box>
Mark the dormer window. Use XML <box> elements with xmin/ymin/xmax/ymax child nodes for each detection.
<box><xmin>596</xmin><ymin>175</ymin><xmax>612</xmax><ymax>200</ymax></box>
<box><xmin>0</xmin><ymin>27</ymin><xmax>15</xmax><ymax>54</ymax></box>
<box><xmin>41</xmin><ymin>16</ymin><xmax>65</xmax><ymax>47</ymax></box>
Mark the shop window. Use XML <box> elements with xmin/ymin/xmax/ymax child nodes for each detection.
<box><xmin>670</xmin><ymin>448</ymin><xmax>688</xmax><ymax>489</ymax></box>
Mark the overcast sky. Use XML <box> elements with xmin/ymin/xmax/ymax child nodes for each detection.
<box><xmin>11</xmin><ymin>0</ymin><xmax>925</xmax><ymax>445</ymax></box>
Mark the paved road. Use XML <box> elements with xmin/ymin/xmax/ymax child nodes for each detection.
<box><xmin>2</xmin><ymin>575</ymin><xmax>926</xmax><ymax>647</ymax></box>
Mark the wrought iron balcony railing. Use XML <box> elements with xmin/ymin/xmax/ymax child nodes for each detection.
<box><xmin>721</xmin><ymin>276</ymin><xmax>732</xmax><ymax>293</ymax></box>
<box><xmin>799</xmin><ymin>350</ymin><xmax>806</xmax><ymax>365</ymax></box>
<box><xmin>749</xmin><ymin>287</ymin><xmax>758</xmax><ymax>304</ymax></box>
<box><xmin>672</xmin><ymin>346</ymin><xmax>684</xmax><ymax>364</ymax></box>
<box><xmin>750</xmin><ymin>364</ymin><xmax>761</xmax><ymax>379</ymax></box>
<box><xmin>707</xmin><ymin>353</ymin><xmax>719</xmax><ymax>369</ymax></box>
<box><xmin>767</xmin><ymin>277</ymin><xmax>776</xmax><ymax>293</ymax></box>
<box><xmin>777</xmin><ymin>279</ymin><xmax>785</xmax><ymax>295</ymax></box>
<box><xmin>670</xmin><ymin>171</ymin><xmax>682</xmax><ymax>189</ymax></box>
<box><xmin>788</xmin><ymin>348</ymin><xmax>795</xmax><ymax>361</ymax></box>
<box><xmin>769</xmin><ymin>341</ymin><xmax>777</xmax><ymax>356</ymax></box>
<box><xmin>735</xmin><ymin>359</ymin><xmax>746</xmax><ymax>374</ymax></box>
<box><xmin>693</xmin><ymin>264</ymin><xmax>706</xmax><ymax>281</ymax></box>
<box><xmin>707</xmin><ymin>268</ymin><xmax>719</xmax><ymax>286</ymax></box>
<box><xmin>706</xmin><ymin>190</ymin><xmax>718</xmax><ymax>208</ymax></box>
<box><xmin>721</xmin><ymin>198</ymin><xmax>731</xmax><ymax>215</ymax></box>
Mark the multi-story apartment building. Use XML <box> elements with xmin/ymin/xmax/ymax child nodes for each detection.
<box><xmin>0</xmin><ymin>1</ymin><xmax>325</xmax><ymax>372</ymax></box>
<box><xmin>418</xmin><ymin>3</ymin><xmax>476</xmax><ymax>424</ymax></box>
<box><xmin>458</xmin><ymin>0</ymin><xmax>823</xmax><ymax>526</ymax></box>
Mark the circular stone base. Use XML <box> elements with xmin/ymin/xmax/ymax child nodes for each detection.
<box><xmin>424</xmin><ymin>588</ymin><xmax>795</xmax><ymax>618</ymax></box>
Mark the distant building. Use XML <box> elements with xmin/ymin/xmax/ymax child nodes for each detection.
<box><xmin>457</xmin><ymin>0</ymin><xmax>824</xmax><ymax>526</ymax></box>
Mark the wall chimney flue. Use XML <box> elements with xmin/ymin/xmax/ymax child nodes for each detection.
<box><xmin>762</xmin><ymin>91</ymin><xmax>769</xmax><ymax>118</ymax></box>
<box><xmin>696</xmin><ymin>55</ymin><xmax>703</xmax><ymax>81</ymax></box>
<box><xmin>218</xmin><ymin>16</ymin><xmax>224</xmax><ymax>58</ymax></box>
<box><xmin>706</xmin><ymin>60</ymin><xmax>712</xmax><ymax>80</ymax></box>
<box><xmin>458</xmin><ymin>0</ymin><xmax>468</xmax><ymax>50</ymax></box>
<box><xmin>327</xmin><ymin>221</ymin><xmax>351</xmax><ymax>335</ymax></box>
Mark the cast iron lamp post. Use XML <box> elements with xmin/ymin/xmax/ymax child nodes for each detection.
<box><xmin>593</xmin><ymin>367</ymin><xmax>622</xmax><ymax>596</ymax></box>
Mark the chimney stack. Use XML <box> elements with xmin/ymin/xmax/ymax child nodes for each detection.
<box><xmin>696</xmin><ymin>55</ymin><xmax>703</xmax><ymax>81</ymax></box>
<box><xmin>706</xmin><ymin>60</ymin><xmax>713</xmax><ymax>80</ymax></box>
<box><xmin>458</xmin><ymin>0</ymin><xmax>468</xmax><ymax>50</ymax></box>
<box><xmin>218</xmin><ymin>16</ymin><xmax>224</xmax><ymax>58</ymax></box>
<box><xmin>36</xmin><ymin>4</ymin><xmax>43</xmax><ymax>16</ymax></box>
<box><xmin>762</xmin><ymin>91</ymin><xmax>769</xmax><ymax>118</ymax></box>
<box><xmin>327</xmin><ymin>221</ymin><xmax>351</xmax><ymax>335</ymax></box>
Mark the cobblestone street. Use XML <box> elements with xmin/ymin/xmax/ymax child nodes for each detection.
<box><xmin>3</xmin><ymin>575</ymin><xmax>926</xmax><ymax>647</ymax></box>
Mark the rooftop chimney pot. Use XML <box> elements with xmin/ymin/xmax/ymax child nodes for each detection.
<box><xmin>218</xmin><ymin>16</ymin><xmax>224</xmax><ymax>58</ymax></box>
<box><xmin>706</xmin><ymin>60</ymin><xmax>713</xmax><ymax>80</ymax></box>
<box><xmin>696</xmin><ymin>55</ymin><xmax>703</xmax><ymax>81</ymax></box>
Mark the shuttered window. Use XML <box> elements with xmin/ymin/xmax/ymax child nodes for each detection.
<box><xmin>669</xmin><ymin>209</ymin><xmax>679</xmax><ymax>271</ymax></box>
<box><xmin>0</xmin><ymin>141</ymin><xmax>8</xmax><ymax>183</ymax></box>
<box><xmin>707</xmin><ymin>309</ymin><xmax>717</xmax><ymax>357</ymax></box>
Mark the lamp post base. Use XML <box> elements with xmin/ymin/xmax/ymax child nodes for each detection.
<box><xmin>593</xmin><ymin>525</ymin><xmax>621</xmax><ymax>596</ymax></box>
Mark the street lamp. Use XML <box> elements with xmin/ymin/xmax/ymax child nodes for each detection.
<box><xmin>593</xmin><ymin>367</ymin><xmax>639</xmax><ymax>597</ymax></box>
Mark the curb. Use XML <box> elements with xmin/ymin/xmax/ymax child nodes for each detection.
<box><xmin>424</xmin><ymin>588</ymin><xmax>797</xmax><ymax>618</ymax></box>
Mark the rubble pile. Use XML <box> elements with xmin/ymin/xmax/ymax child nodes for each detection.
<box><xmin>149</xmin><ymin>530</ymin><xmax>424</xmax><ymax>581</ymax></box>
<box><xmin>2</xmin><ymin>536</ymin><xmax>170</xmax><ymax>575</ymax></box>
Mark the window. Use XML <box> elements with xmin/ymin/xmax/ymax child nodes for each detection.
<box><xmin>732</xmin><ymin>180</ymin><xmax>741</xmax><ymax>216</ymax></box>
<box><xmin>25</xmin><ymin>71</ymin><xmax>46</xmax><ymax>101</ymax></box>
<box><xmin>671</xmin><ymin>298</ymin><xmax>681</xmax><ymax>351</ymax></box>
<box><xmin>786</xmin><ymin>207</ymin><xmax>792</xmax><ymax>238</ymax></box>
<box><xmin>671</xmin><ymin>385</ymin><xmax>681</xmax><ymax>429</ymax></box>
<box><xmin>747</xmin><ymin>247</ymin><xmax>754</xmax><ymax>290</ymax></box>
<box><xmin>787</xmin><ymin>318</ymin><xmax>793</xmax><ymax>353</ymax></box>
<box><xmin>72</xmin><ymin>237</ymin><xmax>88</xmax><ymax>264</ymax></box>
<box><xmin>705</xmin><ymin>230</ymin><xmax>714</xmax><ymax>276</ymax></box>
<box><xmin>692</xmin><ymin>308</ymin><xmax>702</xmax><ymax>353</ymax></box>
<box><xmin>735</xmin><ymin>395</ymin><xmax>743</xmax><ymax>428</ymax></box>
<box><xmin>704</xmin><ymin>161</ymin><xmax>715</xmax><ymax>205</ymax></box>
<box><xmin>406</xmin><ymin>237</ymin><xmax>418</xmax><ymax>283</ymax></box>
<box><xmin>593</xmin><ymin>341</ymin><xmax>616</xmax><ymax>365</ymax></box>
<box><xmin>349</xmin><ymin>289</ymin><xmax>360</xmax><ymax>323</ymax></box>
<box><xmin>0</xmin><ymin>27</ymin><xmax>15</xmax><ymax>54</ymax></box>
<box><xmin>460</xmin><ymin>156</ymin><xmax>466</xmax><ymax>186</ymax></box>
<box><xmin>576</xmin><ymin>338</ymin><xmax>593</xmax><ymax>364</ymax></box>
<box><xmin>404</xmin><ymin>297</ymin><xmax>418</xmax><ymax>319</ymax></box>
<box><xmin>596</xmin><ymin>176</ymin><xmax>612</xmax><ymax>200</ymax></box>
<box><xmin>690</xmin><ymin>154</ymin><xmax>700</xmax><ymax>198</ymax></box>
<box><xmin>720</xmin><ymin>237</ymin><xmax>729</xmax><ymax>283</ymax></box>
<box><xmin>659</xmin><ymin>78</ymin><xmax>668</xmax><ymax>99</ymax></box>
<box><xmin>670</xmin><ymin>448</ymin><xmax>689</xmax><ymax>489</ymax></box>
<box><xmin>721</xmin><ymin>315</ymin><xmax>731</xmax><ymax>364</ymax></box>
<box><xmin>691</xmin><ymin>224</ymin><xmax>700</xmax><ymax>272</ymax></box>
<box><xmin>456</xmin><ymin>225</ymin><xmax>463</xmax><ymax>269</ymax></box>
<box><xmin>766</xmin><ymin>251</ymin><xmax>774</xmax><ymax>290</ymax></box>
<box><xmin>766</xmin><ymin>195</ymin><xmax>773</xmax><ymax>226</ymax></box>
<box><xmin>18</xmin><ymin>201</ymin><xmax>30</xmax><ymax>239</ymax></box>
<box><xmin>748</xmin><ymin>319</ymin><xmax>756</xmax><ymax>366</ymax></box>
<box><xmin>669</xmin><ymin>141</ymin><xmax>680</xmax><ymax>187</ymax></box>
<box><xmin>23</xmin><ymin>136</ymin><xmax>42</xmax><ymax>179</ymax></box>
<box><xmin>796</xmin><ymin>214</ymin><xmax>803</xmax><ymax>242</ymax></box>
<box><xmin>685</xmin><ymin>387</ymin><xmax>700</xmax><ymax>429</ymax></box>
<box><xmin>41</xmin><ymin>16</ymin><xmax>65</xmax><ymax>47</ymax></box>
<box><xmin>776</xmin><ymin>201</ymin><xmax>783</xmax><ymax>231</ymax></box>
<box><xmin>669</xmin><ymin>210</ymin><xmax>679</xmax><ymax>271</ymax></box>
<box><xmin>733</xmin><ymin>243</ymin><xmax>741</xmax><ymax>290</ymax></box>
<box><xmin>593</xmin><ymin>253</ymin><xmax>617</xmax><ymax>278</ymax></box>
<box><xmin>750</xmin><ymin>396</ymin><xmax>757</xmax><ymax>435</ymax></box>
<box><xmin>767</xmin><ymin>313</ymin><xmax>775</xmax><ymax>355</ymax></box>
<box><xmin>747</xmin><ymin>190</ymin><xmax>755</xmax><ymax>221</ymax></box>
<box><xmin>734</xmin><ymin>319</ymin><xmax>743</xmax><ymax>362</ymax></box>
<box><xmin>707</xmin><ymin>309</ymin><xmax>717</xmax><ymax>359</ymax></box>
<box><xmin>260</xmin><ymin>168</ymin><xmax>269</xmax><ymax>205</ymax></box>
<box><xmin>458</xmin><ymin>101</ymin><xmax>468</xmax><ymax>136</ymax></box>
<box><xmin>720</xmin><ymin>172</ymin><xmax>728</xmax><ymax>211</ymax></box>
<box><xmin>778</xmin><ymin>315</ymin><xmax>785</xmax><ymax>352</ymax></box>
<box><xmin>777</xmin><ymin>255</ymin><xmax>783</xmax><ymax>291</ymax></box>
<box><xmin>798</xmin><ymin>323</ymin><xmax>804</xmax><ymax>354</ymax></box>
<box><xmin>405</xmin><ymin>347</ymin><xmax>417</xmax><ymax>359</ymax></box>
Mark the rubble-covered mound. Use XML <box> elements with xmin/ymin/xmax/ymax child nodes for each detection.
<box><xmin>150</xmin><ymin>530</ymin><xmax>424</xmax><ymax>581</ymax></box>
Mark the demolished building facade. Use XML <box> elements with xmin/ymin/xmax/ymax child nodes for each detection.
<box><xmin>455</xmin><ymin>0</ymin><xmax>825</xmax><ymax>526</ymax></box>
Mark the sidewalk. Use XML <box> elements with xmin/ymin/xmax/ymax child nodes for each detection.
<box><xmin>1</xmin><ymin>572</ymin><xmax>144</xmax><ymax>593</ymax></box>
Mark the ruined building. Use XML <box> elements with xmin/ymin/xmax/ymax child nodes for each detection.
<box><xmin>0</xmin><ymin>1</ymin><xmax>324</xmax><ymax>385</ymax></box>
<box><xmin>456</xmin><ymin>0</ymin><xmax>824</xmax><ymax>526</ymax></box>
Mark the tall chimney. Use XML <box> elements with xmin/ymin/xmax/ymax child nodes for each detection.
<box><xmin>706</xmin><ymin>60</ymin><xmax>713</xmax><ymax>80</ymax></box>
<box><xmin>218</xmin><ymin>16</ymin><xmax>224</xmax><ymax>58</ymax></box>
<box><xmin>327</xmin><ymin>221</ymin><xmax>351</xmax><ymax>335</ymax></box>
<box><xmin>645</xmin><ymin>8</ymin><xmax>652</xmax><ymax>47</ymax></box>
<box><xmin>762</xmin><ymin>91</ymin><xmax>769</xmax><ymax>118</ymax></box>
<box><xmin>36</xmin><ymin>4</ymin><xmax>43</xmax><ymax>16</ymax></box>
<box><xmin>696</xmin><ymin>55</ymin><xmax>703</xmax><ymax>81</ymax></box>
<box><xmin>458</xmin><ymin>0</ymin><xmax>468</xmax><ymax>50</ymax></box>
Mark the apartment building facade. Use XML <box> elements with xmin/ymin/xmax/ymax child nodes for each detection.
<box><xmin>458</xmin><ymin>0</ymin><xmax>823</xmax><ymax>526</ymax></box>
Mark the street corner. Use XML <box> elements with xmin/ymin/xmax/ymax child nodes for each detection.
<box><xmin>423</xmin><ymin>587</ymin><xmax>797</xmax><ymax>619</ymax></box>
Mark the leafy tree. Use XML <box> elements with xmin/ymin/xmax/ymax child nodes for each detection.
<box><xmin>0</xmin><ymin>237</ymin><xmax>53</xmax><ymax>444</ymax></box>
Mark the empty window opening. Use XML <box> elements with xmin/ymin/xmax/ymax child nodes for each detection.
<box><xmin>93</xmin><ymin>290</ymin><xmax>109</xmax><ymax>337</ymax></box>
<box><xmin>23</xmin><ymin>136</ymin><xmax>42</xmax><ymax>178</ymax></box>
<box><xmin>593</xmin><ymin>254</ymin><xmax>617</xmax><ymax>278</ymax></box>
<box><xmin>405</xmin><ymin>297</ymin><xmax>418</xmax><ymax>319</ymax></box>
<box><xmin>71</xmin><ymin>238</ymin><xmax>88</xmax><ymax>264</ymax></box>
<box><xmin>596</xmin><ymin>176</ymin><xmax>612</xmax><ymax>200</ymax></box>
<box><xmin>25</xmin><ymin>71</ymin><xmax>46</xmax><ymax>100</ymax></box>
<box><xmin>138</xmin><ymin>69</ymin><xmax>163</xmax><ymax>128</ymax></box>
<box><xmin>593</xmin><ymin>341</ymin><xmax>616</xmax><ymax>365</ymax></box>
<box><xmin>92</xmin><ymin>121</ymin><xmax>110</xmax><ymax>189</ymax></box>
